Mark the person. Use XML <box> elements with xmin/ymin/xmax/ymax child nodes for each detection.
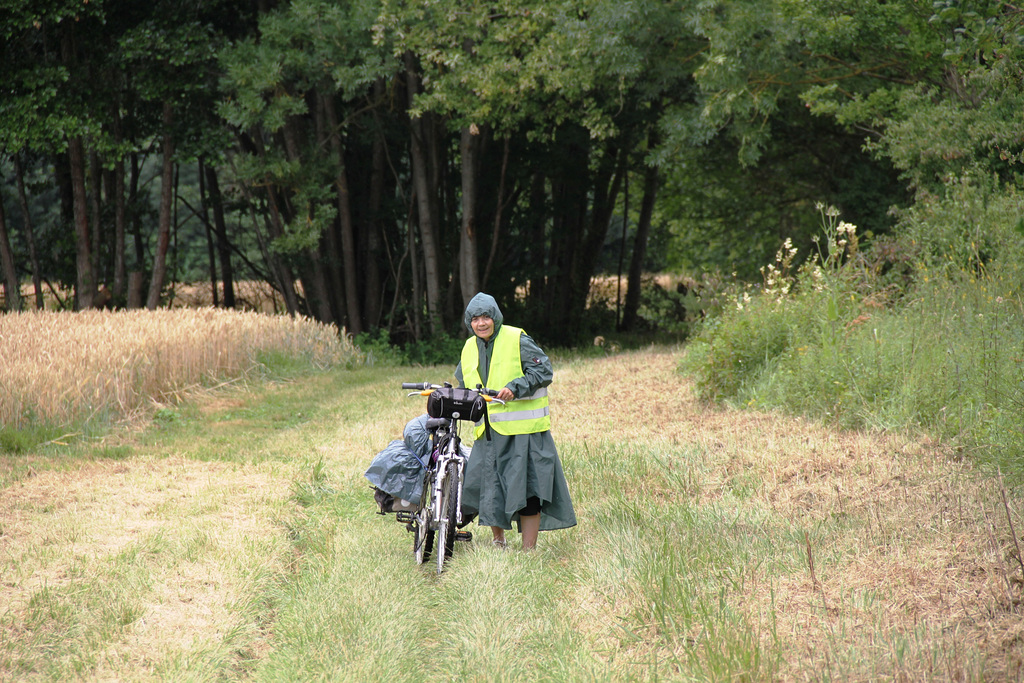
<box><xmin>455</xmin><ymin>292</ymin><xmax>576</xmax><ymax>550</ymax></box>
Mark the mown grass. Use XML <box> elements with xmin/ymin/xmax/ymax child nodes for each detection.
<box><xmin>258</xmin><ymin>352</ymin><xmax>1023</xmax><ymax>681</ymax></box>
<box><xmin>1</xmin><ymin>316</ymin><xmax>1022</xmax><ymax>680</ymax></box>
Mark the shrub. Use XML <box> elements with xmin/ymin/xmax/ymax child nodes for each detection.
<box><xmin>681</xmin><ymin>181</ymin><xmax>1024</xmax><ymax>477</ymax></box>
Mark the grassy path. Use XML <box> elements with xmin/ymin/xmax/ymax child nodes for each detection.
<box><xmin>2</xmin><ymin>348</ymin><xmax>1022</xmax><ymax>681</ymax></box>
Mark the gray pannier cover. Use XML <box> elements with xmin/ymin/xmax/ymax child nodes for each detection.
<box><xmin>364</xmin><ymin>414</ymin><xmax>432</xmax><ymax>504</ymax></box>
<box><xmin>365</xmin><ymin>440</ymin><xmax>424</xmax><ymax>504</ymax></box>
<box><xmin>403</xmin><ymin>413</ymin><xmax>431</xmax><ymax>459</ymax></box>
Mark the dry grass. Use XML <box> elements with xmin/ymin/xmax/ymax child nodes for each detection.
<box><xmin>3</xmin><ymin>280</ymin><xmax>297</xmax><ymax>314</ymax></box>
<box><xmin>555</xmin><ymin>349</ymin><xmax>1024</xmax><ymax>679</ymax></box>
<box><xmin>0</xmin><ymin>308</ymin><xmax>356</xmax><ymax>430</ymax></box>
<box><xmin>169</xmin><ymin>281</ymin><xmax>299</xmax><ymax>313</ymax></box>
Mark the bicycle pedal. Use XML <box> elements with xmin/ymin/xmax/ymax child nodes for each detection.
<box><xmin>396</xmin><ymin>511</ymin><xmax>414</xmax><ymax>524</ymax></box>
<box><xmin>455</xmin><ymin>531</ymin><xmax>473</xmax><ymax>542</ymax></box>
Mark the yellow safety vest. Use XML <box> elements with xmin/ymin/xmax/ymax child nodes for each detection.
<box><xmin>461</xmin><ymin>325</ymin><xmax>551</xmax><ymax>438</ymax></box>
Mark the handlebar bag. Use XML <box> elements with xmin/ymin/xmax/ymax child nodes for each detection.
<box><xmin>427</xmin><ymin>387</ymin><xmax>486</xmax><ymax>422</ymax></box>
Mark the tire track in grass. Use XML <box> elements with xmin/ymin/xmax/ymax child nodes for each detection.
<box><xmin>0</xmin><ymin>455</ymin><xmax>294</xmax><ymax>680</ymax></box>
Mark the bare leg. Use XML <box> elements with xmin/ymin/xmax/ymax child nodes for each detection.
<box><xmin>520</xmin><ymin>514</ymin><xmax>540</xmax><ymax>550</ymax></box>
<box><xmin>491</xmin><ymin>526</ymin><xmax>506</xmax><ymax>547</ymax></box>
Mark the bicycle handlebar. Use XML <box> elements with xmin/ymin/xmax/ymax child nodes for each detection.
<box><xmin>400</xmin><ymin>382</ymin><xmax>505</xmax><ymax>403</ymax></box>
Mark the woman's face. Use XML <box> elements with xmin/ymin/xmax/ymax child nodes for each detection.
<box><xmin>471</xmin><ymin>315</ymin><xmax>495</xmax><ymax>340</ymax></box>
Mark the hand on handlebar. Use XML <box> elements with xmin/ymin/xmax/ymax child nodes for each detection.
<box><xmin>494</xmin><ymin>387</ymin><xmax>514</xmax><ymax>401</ymax></box>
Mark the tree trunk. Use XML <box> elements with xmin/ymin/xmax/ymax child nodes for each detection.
<box><xmin>146</xmin><ymin>100</ymin><xmax>175</xmax><ymax>310</ymax></box>
<box><xmin>309</xmin><ymin>95</ymin><xmax>345</xmax><ymax>326</ymax></box>
<box><xmin>13</xmin><ymin>154</ymin><xmax>44</xmax><ymax>309</ymax></box>
<box><xmin>482</xmin><ymin>136</ymin><xmax>510</xmax><ymax>290</ymax></box>
<box><xmin>59</xmin><ymin>22</ymin><xmax>94</xmax><ymax>310</ymax></box>
<box><xmin>362</xmin><ymin>85</ymin><xmax>387</xmax><ymax>328</ymax></box>
<box><xmin>239</xmin><ymin>127</ymin><xmax>299</xmax><ymax>316</ymax></box>
<box><xmin>407</xmin><ymin>190</ymin><xmax>423</xmax><ymax>340</ymax></box>
<box><xmin>301</xmin><ymin>245</ymin><xmax>336</xmax><ymax>324</ymax></box>
<box><xmin>167</xmin><ymin>162</ymin><xmax>181</xmax><ymax>307</ymax></box>
<box><xmin>126</xmin><ymin>152</ymin><xmax>146</xmax><ymax>308</ymax></box>
<box><xmin>526</xmin><ymin>171</ymin><xmax>548</xmax><ymax>312</ymax></box>
<box><xmin>129</xmin><ymin>152</ymin><xmax>145</xmax><ymax>283</ymax></box>
<box><xmin>545</xmin><ymin>132</ymin><xmax>592</xmax><ymax>335</ymax></box>
<box><xmin>89</xmin><ymin>149</ymin><xmax>102</xmax><ymax>286</ymax></box>
<box><xmin>278</xmin><ymin>114</ymin><xmax>332</xmax><ymax>323</ymax></box>
<box><xmin>204</xmin><ymin>164</ymin><xmax>235</xmax><ymax>308</ymax></box>
<box><xmin>68</xmin><ymin>137</ymin><xmax>96</xmax><ymax>310</ymax></box>
<box><xmin>621</xmin><ymin>158</ymin><xmax>659</xmax><ymax>332</ymax></box>
<box><xmin>198</xmin><ymin>158</ymin><xmax>219</xmax><ymax>306</ymax></box>
<box><xmin>404</xmin><ymin>52</ymin><xmax>443</xmax><ymax>336</ymax></box>
<box><xmin>544</xmin><ymin>134</ymin><xmax>625</xmax><ymax>341</ymax></box>
<box><xmin>323</xmin><ymin>92</ymin><xmax>362</xmax><ymax>335</ymax></box>
<box><xmin>263</xmin><ymin>187</ymin><xmax>299</xmax><ymax>316</ymax></box>
<box><xmin>111</xmin><ymin>106</ymin><xmax>127</xmax><ymax>307</ymax></box>
<box><xmin>0</xmin><ymin>187</ymin><xmax>21</xmax><ymax>311</ymax></box>
<box><xmin>572</xmin><ymin>141</ymin><xmax>624</xmax><ymax>335</ymax></box>
<box><xmin>458</xmin><ymin>124</ymin><xmax>481</xmax><ymax>306</ymax></box>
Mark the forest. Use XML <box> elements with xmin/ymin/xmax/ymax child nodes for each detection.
<box><xmin>0</xmin><ymin>0</ymin><xmax>1021</xmax><ymax>346</ymax></box>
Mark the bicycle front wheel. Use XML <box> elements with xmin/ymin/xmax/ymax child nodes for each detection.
<box><xmin>435</xmin><ymin>460</ymin><xmax>460</xmax><ymax>575</ymax></box>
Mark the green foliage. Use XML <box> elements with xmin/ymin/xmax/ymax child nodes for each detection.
<box><xmin>657</xmin><ymin>0</ymin><xmax>1021</xmax><ymax>283</ymax></box>
<box><xmin>0</xmin><ymin>423</ymin><xmax>66</xmax><ymax>454</ymax></box>
<box><xmin>2</xmin><ymin>0</ymin><xmax>1022</xmax><ymax>350</ymax></box>
<box><xmin>683</xmin><ymin>293</ymin><xmax>807</xmax><ymax>403</ymax></box>
<box><xmin>217</xmin><ymin>0</ymin><xmax>396</xmax><ymax>262</ymax></box>
<box><xmin>800</xmin><ymin>0</ymin><xmax>1024</xmax><ymax>192</ymax></box>
<box><xmin>353</xmin><ymin>328</ymin><xmax>465</xmax><ymax>368</ymax></box>
<box><xmin>352</xmin><ymin>328</ymin><xmax>409</xmax><ymax>366</ymax></box>
<box><xmin>220</xmin><ymin>0</ymin><xmax>391</xmax><ymax>128</ymax></box>
<box><xmin>626</xmin><ymin>274</ymin><xmax>737</xmax><ymax>340</ymax></box>
<box><xmin>656</xmin><ymin>101</ymin><xmax>907</xmax><ymax>280</ymax></box>
<box><xmin>684</xmin><ymin>0</ymin><xmax>942</xmax><ymax>165</ymax></box>
<box><xmin>376</xmin><ymin>0</ymin><xmax>698</xmax><ymax>139</ymax></box>
<box><xmin>682</xmin><ymin>182</ymin><xmax>1024</xmax><ymax>478</ymax></box>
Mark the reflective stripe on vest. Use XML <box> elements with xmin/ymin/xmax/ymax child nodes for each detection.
<box><xmin>461</xmin><ymin>325</ymin><xmax>551</xmax><ymax>437</ymax></box>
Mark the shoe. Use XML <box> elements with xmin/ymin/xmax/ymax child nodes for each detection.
<box><xmin>491</xmin><ymin>538</ymin><xmax>507</xmax><ymax>549</ymax></box>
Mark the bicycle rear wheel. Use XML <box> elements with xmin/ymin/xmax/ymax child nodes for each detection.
<box><xmin>413</xmin><ymin>508</ymin><xmax>434</xmax><ymax>564</ymax></box>
<box><xmin>435</xmin><ymin>460</ymin><xmax>460</xmax><ymax>575</ymax></box>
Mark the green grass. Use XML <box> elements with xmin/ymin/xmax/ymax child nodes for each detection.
<box><xmin>3</xmin><ymin>348</ymin><xmax>1022</xmax><ymax>681</ymax></box>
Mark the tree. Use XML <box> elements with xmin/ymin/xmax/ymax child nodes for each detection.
<box><xmin>0</xmin><ymin>180</ymin><xmax>19</xmax><ymax>310</ymax></box>
<box><xmin>375</xmin><ymin>0</ymin><xmax>701</xmax><ymax>339</ymax></box>
<box><xmin>4</xmin><ymin>0</ymin><xmax>1015</xmax><ymax>346</ymax></box>
<box><xmin>220</xmin><ymin>0</ymin><xmax>396</xmax><ymax>331</ymax></box>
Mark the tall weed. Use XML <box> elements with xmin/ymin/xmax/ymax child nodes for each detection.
<box><xmin>682</xmin><ymin>177</ymin><xmax>1024</xmax><ymax>477</ymax></box>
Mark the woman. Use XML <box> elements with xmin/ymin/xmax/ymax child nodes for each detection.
<box><xmin>456</xmin><ymin>292</ymin><xmax>576</xmax><ymax>549</ymax></box>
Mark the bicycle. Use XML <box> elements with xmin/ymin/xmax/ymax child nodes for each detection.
<box><xmin>396</xmin><ymin>381</ymin><xmax>503</xmax><ymax>575</ymax></box>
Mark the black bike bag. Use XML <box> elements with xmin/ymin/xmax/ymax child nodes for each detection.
<box><xmin>427</xmin><ymin>387</ymin><xmax>486</xmax><ymax>422</ymax></box>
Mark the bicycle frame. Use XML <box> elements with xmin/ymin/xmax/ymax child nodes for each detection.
<box><xmin>408</xmin><ymin>417</ymin><xmax>467</xmax><ymax>574</ymax></box>
<box><xmin>399</xmin><ymin>381</ymin><xmax>501</xmax><ymax>574</ymax></box>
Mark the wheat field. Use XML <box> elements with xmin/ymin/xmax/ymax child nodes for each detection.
<box><xmin>0</xmin><ymin>308</ymin><xmax>358</xmax><ymax>431</ymax></box>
